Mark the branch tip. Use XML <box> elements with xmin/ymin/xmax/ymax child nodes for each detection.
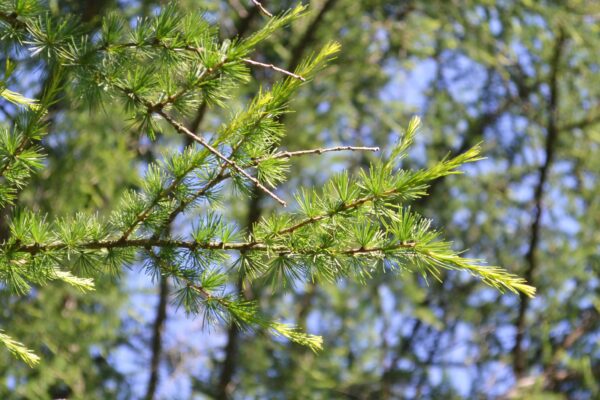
<box><xmin>251</xmin><ymin>0</ymin><xmax>273</xmax><ymax>17</ymax></box>
<box><xmin>243</xmin><ymin>58</ymin><xmax>305</xmax><ymax>81</ymax></box>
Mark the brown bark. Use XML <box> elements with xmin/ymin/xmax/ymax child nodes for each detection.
<box><xmin>144</xmin><ymin>276</ymin><xmax>169</xmax><ymax>400</ymax></box>
<box><xmin>512</xmin><ymin>29</ymin><xmax>565</xmax><ymax>378</ymax></box>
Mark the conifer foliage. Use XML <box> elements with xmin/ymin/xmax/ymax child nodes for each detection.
<box><xmin>0</xmin><ymin>0</ymin><xmax>534</xmax><ymax>366</ymax></box>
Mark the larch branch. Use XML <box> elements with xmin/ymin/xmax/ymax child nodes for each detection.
<box><xmin>14</xmin><ymin>237</ymin><xmax>418</xmax><ymax>256</ymax></box>
<box><xmin>156</xmin><ymin>109</ymin><xmax>288</xmax><ymax>206</ymax></box>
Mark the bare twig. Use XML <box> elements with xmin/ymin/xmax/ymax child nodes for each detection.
<box><xmin>251</xmin><ymin>0</ymin><xmax>273</xmax><ymax>17</ymax></box>
<box><xmin>242</xmin><ymin>58</ymin><xmax>305</xmax><ymax>81</ymax></box>
<box><xmin>273</xmin><ymin>145</ymin><xmax>378</xmax><ymax>158</ymax></box>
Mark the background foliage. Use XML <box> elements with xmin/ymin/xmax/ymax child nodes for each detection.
<box><xmin>0</xmin><ymin>0</ymin><xmax>598</xmax><ymax>399</ymax></box>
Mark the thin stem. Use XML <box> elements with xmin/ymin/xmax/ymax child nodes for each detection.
<box><xmin>251</xmin><ymin>0</ymin><xmax>273</xmax><ymax>17</ymax></box>
<box><xmin>242</xmin><ymin>58</ymin><xmax>305</xmax><ymax>81</ymax></box>
<box><xmin>265</xmin><ymin>145</ymin><xmax>379</xmax><ymax>161</ymax></box>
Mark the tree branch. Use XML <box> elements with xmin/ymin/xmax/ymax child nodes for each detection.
<box><xmin>512</xmin><ymin>28</ymin><xmax>566</xmax><ymax>378</ymax></box>
<box><xmin>144</xmin><ymin>275</ymin><xmax>169</xmax><ymax>400</ymax></box>
<box><xmin>14</xmin><ymin>237</ymin><xmax>417</xmax><ymax>256</ymax></box>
